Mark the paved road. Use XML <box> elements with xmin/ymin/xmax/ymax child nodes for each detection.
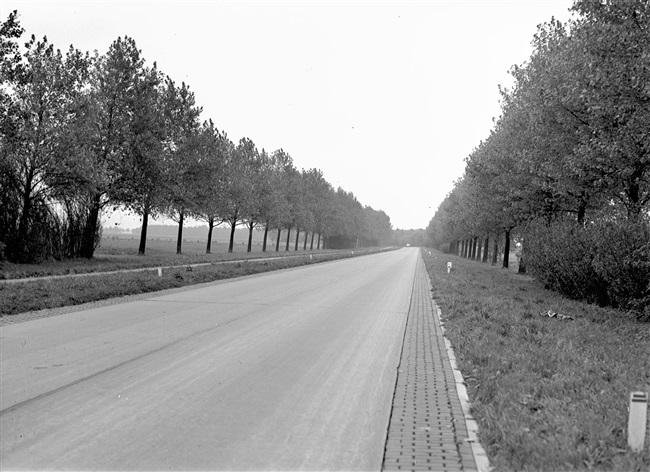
<box><xmin>1</xmin><ymin>248</ymin><xmax>419</xmax><ymax>470</ymax></box>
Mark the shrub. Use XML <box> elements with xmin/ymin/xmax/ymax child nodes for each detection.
<box><xmin>526</xmin><ymin>219</ymin><xmax>609</xmax><ymax>305</ymax></box>
<box><xmin>525</xmin><ymin>217</ymin><xmax>649</xmax><ymax>314</ymax></box>
<box><xmin>590</xmin><ymin>219</ymin><xmax>650</xmax><ymax>311</ymax></box>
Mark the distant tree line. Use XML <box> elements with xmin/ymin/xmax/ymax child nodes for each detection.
<box><xmin>427</xmin><ymin>1</ymin><xmax>650</xmax><ymax>318</ymax></box>
<box><xmin>0</xmin><ymin>11</ymin><xmax>393</xmax><ymax>262</ymax></box>
<box><xmin>392</xmin><ymin>229</ymin><xmax>428</xmax><ymax>247</ymax></box>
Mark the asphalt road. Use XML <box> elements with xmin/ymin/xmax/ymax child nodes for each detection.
<box><xmin>1</xmin><ymin>247</ymin><xmax>418</xmax><ymax>470</ymax></box>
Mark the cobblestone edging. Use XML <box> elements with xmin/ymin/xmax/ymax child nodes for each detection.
<box><xmin>382</xmin><ymin>254</ymin><xmax>490</xmax><ymax>472</ymax></box>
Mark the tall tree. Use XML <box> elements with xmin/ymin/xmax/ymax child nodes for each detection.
<box><xmin>160</xmin><ymin>78</ymin><xmax>202</xmax><ymax>255</ymax></box>
<box><xmin>1</xmin><ymin>28</ymin><xmax>91</xmax><ymax>261</ymax></box>
<box><xmin>192</xmin><ymin>122</ymin><xmax>229</xmax><ymax>254</ymax></box>
<box><xmin>77</xmin><ymin>36</ymin><xmax>147</xmax><ymax>258</ymax></box>
<box><xmin>111</xmin><ymin>63</ymin><xmax>166</xmax><ymax>255</ymax></box>
<box><xmin>220</xmin><ymin>137</ymin><xmax>256</xmax><ymax>253</ymax></box>
<box><xmin>240</xmin><ymin>142</ymin><xmax>264</xmax><ymax>253</ymax></box>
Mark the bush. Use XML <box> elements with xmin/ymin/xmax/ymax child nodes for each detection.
<box><xmin>525</xmin><ymin>218</ymin><xmax>649</xmax><ymax>314</ymax></box>
<box><xmin>1</xmin><ymin>198</ymin><xmax>103</xmax><ymax>263</ymax></box>
<box><xmin>591</xmin><ymin>219</ymin><xmax>650</xmax><ymax>312</ymax></box>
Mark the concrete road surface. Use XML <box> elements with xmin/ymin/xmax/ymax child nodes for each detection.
<box><xmin>1</xmin><ymin>248</ymin><xmax>419</xmax><ymax>470</ymax></box>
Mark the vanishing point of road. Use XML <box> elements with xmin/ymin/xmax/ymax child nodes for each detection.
<box><xmin>1</xmin><ymin>248</ymin><xmax>486</xmax><ymax>471</ymax></box>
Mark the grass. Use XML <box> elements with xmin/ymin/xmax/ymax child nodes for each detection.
<box><xmin>421</xmin><ymin>248</ymin><xmax>650</xmax><ymax>472</ymax></box>
<box><xmin>0</xmin><ymin>237</ymin><xmax>341</xmax><ymax>280</ymax></box>
<box><xmin>0</xmin><ymin>237</ymin><xmax>388</xmax><ymax>316</ymax></box>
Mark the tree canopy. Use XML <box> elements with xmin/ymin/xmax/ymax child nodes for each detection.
<box><xmin>426</xmin><ymin>0</ymin><xmax>650</xmax><ymax>316</ymax></box>
<box><xmin>0</xmin><ymin>10</ymin><xmax>393</xmax><ymax>262</ymax></box>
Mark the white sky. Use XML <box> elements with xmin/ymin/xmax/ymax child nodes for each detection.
<box><xmin>2</xmin><ymin>0</ymin><xmax>575</xmax><ymax>230</ymax></box>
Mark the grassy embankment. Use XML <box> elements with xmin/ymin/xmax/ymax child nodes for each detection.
<box><xmin>1</xmin><ymin>237</ymin><xmax>322</xmax><ymax>280</ymax></box>
<box><xmin>0</xmin><ymin>237</ymin><xmax>385</xmax><ymax>317</ymax></box>
<box><xmin>421</xmin><ymin>249</ymin><xmax>649</xmax><ymax>472</ymax></box>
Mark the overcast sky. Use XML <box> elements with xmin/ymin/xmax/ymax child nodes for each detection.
<box><xmin>3</xmin><ymin>0</ymin><xmax>575</xmax><ymax>230</ymax></box>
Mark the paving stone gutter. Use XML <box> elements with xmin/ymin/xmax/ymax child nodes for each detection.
<box><xmin>382</xmin><ymin>253</ymin><xmax>491</xmax><ymax>472</ymax></box>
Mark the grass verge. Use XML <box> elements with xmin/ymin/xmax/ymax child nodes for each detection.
<box><xmin>1</xmin><ymin>249</ymin><xmax>384</xmax><ymax>317</ymax></box>
<box><xmin>421</xmin><ymin>248</ymin><xmax>649</xmax><ymax>472</ymax></box>
<box><xmin>0</xmin><ymin>239</ymin><xmax>340</xmax><ymax>280</ymax></box>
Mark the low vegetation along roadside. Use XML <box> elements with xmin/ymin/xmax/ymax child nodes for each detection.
<box><xmin>421</xmin><ymin>249</ymin><xmax>649</xmax><ymax>472</ymax></box>
<box><xmin>0</xmin><ymin>248</ymin><xmax>386</xmax><ymax>317</ymax></box>
<box><xmin>0</xmin><ymin>239</ymin><xmax>334</xmax><ymax>280</ymax></box>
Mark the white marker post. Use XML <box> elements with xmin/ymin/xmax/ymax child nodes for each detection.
<box><xmin>628</xmin><ymin>391</ymin><xmax>648</xmax><ymax>452</ymax></box>
<box><xmin>447</xmin><ymin>262</ymin><xmax>452</xmax><ymax>273</ymax></box>
<box><xmin>157</xmin><ymin>267</ymin><xmax>162</xmax><ymax>277</ymax></box>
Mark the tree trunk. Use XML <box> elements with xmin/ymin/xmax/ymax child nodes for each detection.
<box><xmin>228</xmin><ymin>211</ymin><xmax>238</xmax><ymax>253</ymax></box>
<box><xmin>472</xmin><ymin>237</ymin><xmax>478</xmax><ymax>260</ymax></box>
<box><xmin>492</xmin><ymin>236</ymin><xmax>498</xmax><ymax>265</ymax></box>
<box><xmin>276</xmin><ymin>228</ymin><xmax>281</xmax><ymax>252</ymax></box>
<box><xmin>262</xmin><ymin>224</ymin><xmax>269</xmax><ymax>252</ymax></box>
<box><xmin>518</xmin><ymin>238</ymin><xmax>527</xmax><ymax>274</ymax></box>
<box><xmin>206</xmin><ymin>217</ymin><xmax>214</xmax><ymax>254</ymax></box>
<box><xmin>310</xmin><ymin>232</ymin><xmax>315</xmax><ymax>250</ymax></box>
<box><xmin>577</xmin><ymin>198</ymin><xmax>587</xmax><ymax>225</ymax></box>
<box><xmin>80</xmin><ymin>193</ymin><xmax>102</xmax><ymax>259</ymax></box>
<box><xmin>17</xmin><ymin>172</ymin><xmax>33</xmax><ymax>260</ymax></box>
<box><xmin>176</xmin><ymin>211</ymin><xmax>184</xmax><ymax>255</ymax></box>
<box><xmin>285</xmin><ymin>226</ymin><xmax>291</xmax><ymax>251</ymax></box>
<box><xmin>317</xmin><ymin>234</ymin><xmax>321</xmax><ymax>250</ymax></box>
<box><xmin>294</xmin><ymin>228</ymin><xmax>300</xmax><ymax>251</ymax></box>
<box><xmin>503</xmin><ymin>229</ymin><xmax>511</xmax><ymax>269</ymax></box>
<box><xmin>482</xmin><ymin>236</ymin><xmax>489</xmax><ymax>263</ymax></box>
<box><xmin>303</xmin><ymin>232</ymin><xmax>308</xmax><ymax>250</ymax></box>
<box><xmin>247</xmin><ymin>223</ymin><xmax>254</xmax><ymax>252</ymax></box>
<box><xmin>626</xmin><ymin>169</ymin><xmax>643</xmax><ymax>219</ymax></box>
<box><xmin>138</xmin><ymin>210</ymin><xmax>149</xmax><ymax>255</ymax></box>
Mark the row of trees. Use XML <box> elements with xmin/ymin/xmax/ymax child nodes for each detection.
<box><xmin>427</xmin><ymin>0</ymin><xmax>649</xmax><ymax>316</ymax></box>
<box><xmin>0</xmin><ymin>11</ymin><xmax>392</xmax><ymax>263</ymax></box>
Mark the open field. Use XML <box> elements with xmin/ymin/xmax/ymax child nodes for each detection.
<box><xmin>422</xmin><ymin>249</ymin><xmax>650</xmax><ymax>471</ymax></box>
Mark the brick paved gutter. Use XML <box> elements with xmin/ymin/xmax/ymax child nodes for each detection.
<box><xmin>382</xmin><ymin>254</ymin><xmax>491</xmax><ymax>472</ymax></box>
